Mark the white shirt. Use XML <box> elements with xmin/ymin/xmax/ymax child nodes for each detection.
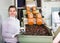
<box><xmin>53</xmin><ymin>32</ymin><xmax>60</xmax><ymax>43</ymax></box>
<box><xmin>52</xmin><ymin>11</ymin><xmax>60</xmax><ymax>32</ymax></box>
<box><xmin>2</xmin><ymin>16</ymin><xmax>20</xmax><ymax>43</ymax></box>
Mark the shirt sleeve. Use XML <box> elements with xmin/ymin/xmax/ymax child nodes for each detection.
<box><xmin>2</xmin><ymin>21</ymin><xmax>14</xmax><ymax>38</ymax></box>
<box><xmin>13</xmin><ymin>20</ymin><xmax>20</xmax><ymax>37</ymax></box>
<box><xmin>52</xmin><ymin>12</ymin><xmax>60</xmax><ymax>24</ymax></box>
<box><xmin>53</xmin><ymin>32</ymin><xmax>60</xmax><ymax>43</ymax></box>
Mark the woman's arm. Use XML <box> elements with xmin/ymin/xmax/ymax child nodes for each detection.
<box><xmin>53</xmin><ymin>32</ymin><xmax>60</xmax><ymax>43</ymax></box>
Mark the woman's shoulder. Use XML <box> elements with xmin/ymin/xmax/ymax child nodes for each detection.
<box><xmin>16</xmin><ymin>18</ymin><xmax>20</xmax><ymax>22</ymax></box>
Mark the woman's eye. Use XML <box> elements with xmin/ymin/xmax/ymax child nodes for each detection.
<box><xmin>13</xmin><ymin>10</ymin><xmax>16</xmax><ymax>12</ymax></box>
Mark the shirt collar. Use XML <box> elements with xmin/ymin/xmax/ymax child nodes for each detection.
<box><xmin>9</xmin><ymin>16</ymin><xmax>16</xmax><ymax>20</ymax></box>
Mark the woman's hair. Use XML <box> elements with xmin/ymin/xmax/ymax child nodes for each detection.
<box><xmin>59</xmin><ymin>12</ymin><xmax>60</xmax><ymax>15</ymax></box>
<box><xmin>58</xmin><ymin>12</ymin><xmax>60</xmax><ymax>16</ymax></box>
<box><xmin>8</xmin><ymin>5</ymin><xmax>17</xmax><ymax>11</ymax></box>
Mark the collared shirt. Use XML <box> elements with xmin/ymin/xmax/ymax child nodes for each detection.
<box><xmin>2</xmin><ymin>16</ymin><xmax>20</xmax><ymax>43</ymax></box>
<box><xmin>52</xmin><ymin>11</ymin><xmax>60</xmax><ymax>32</ymax></box>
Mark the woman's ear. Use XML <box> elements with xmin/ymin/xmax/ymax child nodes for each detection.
<box><xmin>16</xmin><ymin>11</ymin><xmax>17</xmax><ymax>15</ymax></box>
<box><xmin>15</xmin><ymin>12</ymin><xmax>17</xmax><ymax>18</ymax></box>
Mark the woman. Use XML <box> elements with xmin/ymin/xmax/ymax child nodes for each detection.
<box><xmin>2</xmin><ymin>5</ymin><xmax>20</xmax><ymax>43</ymax></box>
<box><xmin>52</xmin><ymin>11</ymin><xmax>60</xmax><ymax>32</ymax></box>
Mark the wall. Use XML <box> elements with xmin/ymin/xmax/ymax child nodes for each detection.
<box><xmin>0</xmin><ymin>0</ymin><xmax>14</xmax><ymax>21</ymax></box>
<box><xmin>42</xmin><ymin>0</ymin><xmax>60</xmax><ymax>26</ymax></box>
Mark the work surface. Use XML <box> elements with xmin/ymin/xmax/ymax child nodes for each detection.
<box><xmin>18</xmin><ymin>35</ymin><xmax>53</xmax><ymax>43</ymax></box>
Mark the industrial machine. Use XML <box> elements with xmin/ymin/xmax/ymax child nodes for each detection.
<box><xmin>15</xmin><ymin>0</ymin><xmax>53</xmax><ymax>43</ymax></box>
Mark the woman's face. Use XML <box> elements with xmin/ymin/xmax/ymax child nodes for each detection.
<box><xmin>9</xmin><ymin>8</ymin><xmax>17</xmax><ymax>17</ymax></box>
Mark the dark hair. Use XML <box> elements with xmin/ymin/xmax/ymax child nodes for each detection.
<box><xmin>58</xmin><ymin>12</ymin><xmax>60</xmax><ymax>16</ymax></box>
<box><xmin>59</xmin><ymin>12</ymin><xmax>60</xmax><ymax>15</ymax></box>
<box><xmin>8</xmin><ymin>5</ymin><xmax>17</xmax><ymax>11</ymax></box>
